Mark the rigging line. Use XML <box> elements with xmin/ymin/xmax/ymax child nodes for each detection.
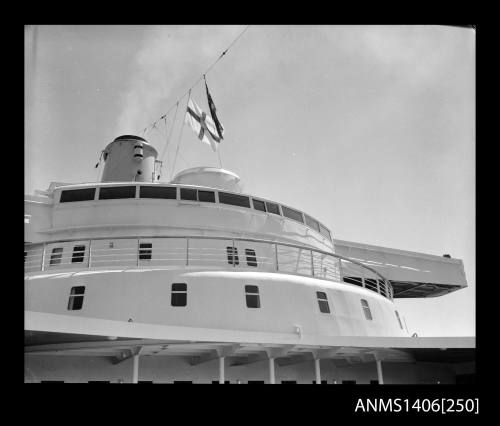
<box><xmin>217</xmin><ymin>148</ymin><xmax>223</xmax><ymax>169</ymax></box>
<box><xmin>171</xmin><ymin>91</ymin><xmax>190</xmax><ymax>180</ymax></box>
<box><xmin>160</xmin><ymin>101</ymin><xmax>179</xmax><ymax>162</ymax></box>
<box><xmin>138</xmin><ymin>25</ymin><xmax>251</xmax><ymax>136</ymax></box>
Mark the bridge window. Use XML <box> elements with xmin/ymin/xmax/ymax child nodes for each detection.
<box><xmin>316</xmin><ymin>291</ymin><xmax>331</xmax><ymax>314</ymax></box>
<box><xmin>180</xmin><ymin>188</ymin><xmax>197</xmax><ymax>201</ymax></box>
<box><xmin>140</xmin><ymin>186</ymin><xmax>177</xmax><ymax>199</ymax></box>
<box><xmin>226</xmin><ymin>247</ymin><xmax>239</xmax><ymax>265</ymax></box>
<box><xmin>304</xmin><ymin>214</ymin><xmax>321</xmax><ymax>233</ymax></box>
<box><xmin>245</xmin><ymin>285</ymin><xmax>260</xmax><ymax>308</ymax></box>
<box><xmin>72</xmin><ymin>245</ymin><xmax>86</xmax><ymax>263</ymax></box>
<box><xmin>360</xmin><ymin>299</ymin><xmax>373</xmax><ymax>320</ymax></box>
<box><xmin>171</xmin><ymin>283</ymin><xmax>187</xmax><ymax>307</ymax></box>
<box><xmin>282</xmin><ymin>206</ymin><xmax>304</xmax><ymax>223</ymax></box>
<box><xmin>139</xmin><ymin>243</ymin><xmax>152</xmax><ymax>260</ymax></box>
<box><xmin>266</xmin><ymin>202</ymin><xmax>280</xmax><ymax>215</ymax></box>
<box><xmin>343</xmin><ymin>276</ymin><xmax>363</xmax><ymax>286</ymax></box>
<box><xmin>68</xmin><ymin>286</ymin><xmax>85</xmax><ymax>310</ymax></box>
<box><xmin>319</xmin><ymin>223</ymin><xmax>332</xmax><ymax>241</ymax></box>
<box><xmin>60</xmin><ymin>188</ymin><xmax>96</xmax><ymax>203</ymax></box>
<box><xmin>218</xmin><ymin>192</ymin><xmax>250</xmax><ymax>208</ymax></box>
<box><xmin>99</xmin><ymin>186</ymin><xmax>136</xmax><ymax>200</ymax></box>
<box><xmin>49</xmin><ymin>247</ymin><xmax>63</xmax><ymax>266</ymax></box>
<box><xmin>252</xmin><ymin>199</ymin><xmax>266</xmax><ymax>212</ymax></box>
<box><xmin>198</xmin><ymin>190</ymin><xmax>215</xmax><ymax>203</ymax></box>
<box><xmin>395</xmin><ymin>310</ymin><xmax>403</xmax><ymax>329</ymax></box>
<box><xmin>245</xmin><ymin>249</ymin><xmax>257</xmax><ymax>267</ymax></box>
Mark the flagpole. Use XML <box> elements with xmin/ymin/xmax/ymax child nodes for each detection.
<box><xmin>217</xmin><ymin>148</ymin><xmax>223</xmax><ymax>169</ymax></box>
<box><xmin>171</xmin><ymin>90</ymin><xmax>190</xmax><ymax>181</ymax></box>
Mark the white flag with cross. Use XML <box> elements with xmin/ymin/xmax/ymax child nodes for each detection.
<box><xmin>185</xmin><ymin>97</ymin><xmax>221</xmax><ymax>152</ymax></box>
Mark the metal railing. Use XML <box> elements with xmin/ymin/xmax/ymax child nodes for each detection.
<box><xmin>24</xmin><ymin>236</ymin><xmax>393</xmax><ymax>300</ymax></box>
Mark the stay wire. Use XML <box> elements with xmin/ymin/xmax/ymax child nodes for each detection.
<box><xmin>171</xmin><ymin>91</ymin><xmax>191</xmax><ymax>180</ymax></box>
<box><xmin>137</xmin><ymin>25</ymin><xmax>250</xmax><ymax>136</ymax></box>
<box><xmin>160</xmin><ymin>101</ymin><xmax>179</xmax><ymax>162</ymax></box>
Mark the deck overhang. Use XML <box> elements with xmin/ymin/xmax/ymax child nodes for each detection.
<box><xmin>333</xmin><ymin>239</ymin><xmax>468</xmax><ymax>298</ymax></box>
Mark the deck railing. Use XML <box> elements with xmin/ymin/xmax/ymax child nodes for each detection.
<box><xmin>24</xmin><ymin>236</ymin><xmax>393</xmax><ymax>300</ymax></box>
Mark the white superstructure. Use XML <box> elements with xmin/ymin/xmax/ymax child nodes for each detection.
<box><xmin>24</xmin><ymin>135</ymin><xmax>474</xmax><ymax>384</ymax></box>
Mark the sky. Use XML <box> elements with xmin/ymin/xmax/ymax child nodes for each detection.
<box><xmin>25</xmin><ymin>25</ymin><xmax>475</xmax><ymax>337</ymax></box>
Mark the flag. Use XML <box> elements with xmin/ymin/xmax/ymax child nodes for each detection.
<box><xmin>185</xmin><ymin>97</ymin><xmax>221</xmax><ymax>151</ymax></box>
<box><xmin>205</xmin><ymin>81</ymin><xmax>224</xmax><ymax>140</ymax></box>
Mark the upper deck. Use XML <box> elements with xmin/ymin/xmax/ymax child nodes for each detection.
<box><xmin>25</xmin><ymin>181</ymin><xmax>334</xmax><ymax>253</ymax></box>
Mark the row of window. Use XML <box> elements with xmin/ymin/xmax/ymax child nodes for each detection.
<box><xmin>45</xmin><ymin>244</ymin><xmax>260</xmax><ymax>268</ymax></box>
<box><xmin>58</xmin><ymin>185</ymin><xmax>332</xmax><ymax>241</ymax></box>
<box><xmin>67</xmin><ymin>284</ymin><xmax>401</xmax><ymax>326</ymax></box>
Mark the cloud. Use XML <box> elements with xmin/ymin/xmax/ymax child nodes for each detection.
<box><xmin>114</xmin><ymin>25</ymin><xmax>247</xmax><ymax>136</ymax></box>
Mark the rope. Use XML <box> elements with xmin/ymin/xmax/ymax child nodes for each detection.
<box><xmin>171</xmin><ymin>91</ymin><xmax>190</xmax><ymax>180</ymax></box>
<box><xmin>159</xmin><ymin>101</ymin><xmax>179</xmax><ymax>163</ymax></box>
<box><xmin>136</xmin><ymin>25</ymin><xmax>250</xmax><ymax>136</ymax></box>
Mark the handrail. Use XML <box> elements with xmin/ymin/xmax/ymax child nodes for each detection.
<box><xmin>24</xmin><ymin>235</ymin><xmax>393</xmax><ymax>300</ymax></box>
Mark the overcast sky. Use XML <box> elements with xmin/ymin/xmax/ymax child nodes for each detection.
<box><xmin>25</xmin><ymin>25</ymin><xmax>475</xmax><ymax>337</ymax></box>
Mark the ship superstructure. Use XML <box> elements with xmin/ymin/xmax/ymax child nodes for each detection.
<box><xmin>24</xmin><ymin>135</ymin><xmax>474</xmax><ymax>384</ymax></box>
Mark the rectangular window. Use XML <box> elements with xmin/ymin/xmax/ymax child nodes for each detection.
<box><xmin>265</xmin><ymin>202</ymin><xmax>280</xmax><ymax>215</ymax></box>
<box><xmin>319</xmin><ymin>223</ymin><xmax>332</xmax><ymax>241</ymax></box>
<box><xmin>395</xmin><ymin>310</ymin><xmax>403</xmax><ymax>329</ymax></box>
<box><xmin>245</xmin><ymin>285</ymin><xmax>260</xmax><ymax>308</ymax></box>
<box><xmin>218</xmin><ymin>192</ymin><xmax>250</xmax><ymax>208</ymax></box>
<box><xmin>24</xmin><ymin>251</ymin><xmax>27</xmax><ymax>263</ymax></box>
<box><xmin>139</xmin><ymin>243</ymin><xmax>152</xmax><ymax>260</ymax></box>
<box><xmin>226</xmin><ymin>246</ymin><xmax>239</xmax><ymax>265</ymax></box>
<box><xmin>60</xmin><ymin>188</ymin><xmax>96</xmax><ymax>203</ymax></box>
<box><xmin>49</xmin><ymin>247</ymin><xmax>63</xmax><ymax>266</ymax></box>
<box><xmin>99</xmin><ymin>186</ymin><xmax>136</xmax><ymax>200</ymax></box>
<box><xmin>140</xmin><ymin>186</ymin><xmax>177</xmax><ymax>199</ymax></box>
<box><xmin>343</xmin><ymin>276</ymin><xmax>363</xmax><ymax>286</ymax></box>
<box><xmin>68</xmin><ymin>286</ymin><xmax>85</xmax><ymax>310</ymax></box>
<box><xmin>245</xmin><ymin>249</ymin><xmax>257</xmax><ymax>267</ymax></box>
<box><xmin>171</xmin><ymin>283</ymin><xmax>187</xmax><ymax>307</ymax></box>
<box><xmin>304</xmin><ymin>214</ymin><xmax>321</xmax><ymax>233</ymax></box>
<box><xmin>360</xmin><ymin>299</ymin><xmax>373</xmax><ymax>320</ymax></box>
<box><xmin>252</xmin><ymin>199</ymin><xmax>266</xmax><ymax>212</ymax></box>
<box><xmin>72</xmin><ymin>245</ymin><xmax>86</xmax><ymax>263</ymax></box>
<box><xmin>282</xmin><ymin>206</ymin><xmax>304</xmax><ymax>223</ymax></box>
<box><xmin>180</xmin><ymin>188</ymin><xmax>197</xmax><ymax>201</ymax></box>
<box><xmin>198</xmin><ymin>190</ymin><xmax>215</xmax><ymax>203</ymax></box>
<box><xmin>316</xmin><ymin>291</ymin><xmax>331</xmax><ymax>314</ymax></box>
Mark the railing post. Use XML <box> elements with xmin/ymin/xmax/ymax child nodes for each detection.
<box><xmin>41</xmin><ymin>243</ymin><xmax>46</xmax><ymax>271</ymax></box>
<box><xmin>186</xmin><ymin>238</ymin><xmax>189</xmax><ymax>266</ymax></box>
<box><xmin>232</xmin><ymin>239</ymin><xmax>236</xmax><ymax>267</ymax></box>
<box><xmin>275</xmin><ymin>244</ymin><xmax>279</xmax><ymax>271</ymax></box>
<box><xmin>87</xmin><ymin>239</ymin><xmax>92</xmax><ymax>268</ymax></box>
<box><xmin>338</xmin><ymin>258</ymin><xmax>342</xmax><ymax>282</ymax></box>
<box><xmin>310</xmin><ymin>250</ymin><xmax>314</xmax><ymax>277</ymax></box>
<box><xmin>376</xmin><ymin>277</ymin><xmax>381</xmax><ymax>294</ymax></box>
